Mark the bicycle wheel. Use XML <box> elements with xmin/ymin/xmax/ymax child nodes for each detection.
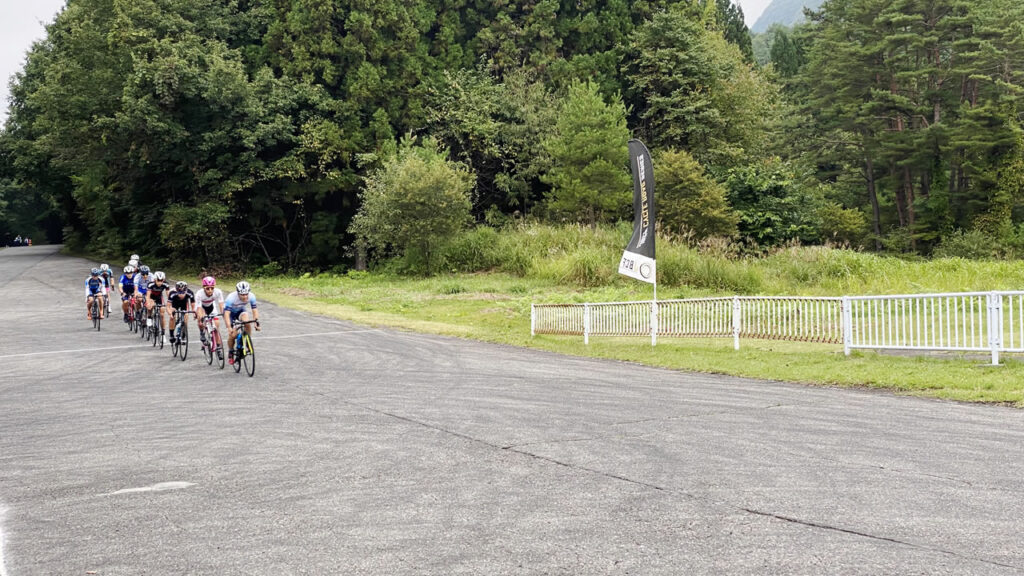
<box><xmin>180</xmin><ymin>322</ymin><xmax>189</xmax><ymax>361</ymax></box>
<box><xmin>242</xmin><ymin>333</ymin><xmax>255</xmax><ymax>377</ymax></box>
<box><xmin>214</xmin><ymin>330</ymin><xmax>225</xmax><ymax>370</ymax></box>
<box><xmin>158</xmin><ymin>326</ymin><xmax>164</xmax><ymax>349</ymax></box>
<box><xmin>232</xmin><ymin>338</ymin><xmax>242</xmax><ymax>373</ymax></box>
<box><xmin>92</xmin><ymin>300</ymin><xmax>101</xmax><ymax>331</ymax></box>
<box><xmin>202</xmin><ymin>326</ymin><xmax>213</xmax><ymax>365</ymax></box>
<box><xmin>172</xmin><ymin>317</ymin><xmax>179</xmax><ymax>358</ymax></box>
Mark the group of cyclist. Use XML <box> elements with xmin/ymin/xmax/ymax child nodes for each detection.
<box><xmin>85</xmin><ymin>254</ymin><xmax>261</xmax><ymax>364</ymax></box>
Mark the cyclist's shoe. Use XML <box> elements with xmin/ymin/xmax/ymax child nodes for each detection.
<box><xmin>169</xmin><ymin>336</ymin><xmax>177</xmax><ymax>344</ymax></box>
<box><xmin>123</xmin><ymin>313</ymin><xmax>130</xmax><ymax>322</ymax></box>
<box><xmin>227</xmin><ymin>353</ymin><xmax>234</xmax><ymax>365</ymax></box>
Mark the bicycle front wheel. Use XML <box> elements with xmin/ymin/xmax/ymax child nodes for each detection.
<box><xmin>214</xmin><ymin>330</ymin><xmax>225</xmax><ymax>370</ymax></box>
<box><xmin>93</xmin><ymin>300</ymin><xmax>101</xmax><ymax>331</ymax></box>
<box><xmin>242</xmin><ymin>334</ymin><xmax>255</xmax><ymax>377</ymax></box>
<box><xmin>180</xmin><ymin>323</ymin><xmax>189</xmax><ymax>361</ymax></box>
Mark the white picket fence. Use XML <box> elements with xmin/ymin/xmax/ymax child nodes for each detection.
<box><xmin>531</xmin><ymin>291</ymin><xmax>1024</xmax><ymax>365</ymax></box>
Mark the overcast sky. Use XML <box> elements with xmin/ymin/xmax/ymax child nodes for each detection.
<box><xmin>1</xmin><ymin>0</ymin><xmax>771</xmax><ymax>126</ymax></box>
<box><xmin>1</xmin><ymin>0</ymin><xmax>67</xmax><ymax>126</ymax></box>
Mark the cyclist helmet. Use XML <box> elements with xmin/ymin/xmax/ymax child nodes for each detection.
<box><xmin>130</xmin><ymin>254</ymin><xmax>139</xmax><ymax>261</ymax></box>
<box><xmin>100</xmin><ymin>263</ymin><xmax>110</xmax><ymax>272</ymax></box>
<box><xmin>236</xmin><ymin>281</ymin><xmax>251</xmax><ymax>295</ymax></box>
<box><xmin>139</xmin><ymin>265</ymin><xmax>151</xmax><ymax>274</ymax></box>
<box><xmin>154</xmin><ymin>271</ymin><xmax>166</xmax><ymax>281</ymax></box>
<box><xmin>123</xmin><ymin>265</ymin><xmax>134</xmax><ymax>274</ymax></box>
<box><xmin>90</xmin><ymin>267</ymin><xmax>100</xmax><ymax>276</ymax></box>
<box><xmin>175</xmin><ymin>280</ymin><xmax>188</xmax><ymax>290</ymax></box>
<box><xmin>202</xmin><ymin>276</ymin><xmax>216</xmax><ymax>287</ymax></box>
<box><xmin>129</xmin><ymin>258</ymin><xmax>139</xmax><ymax>268</ymax></box>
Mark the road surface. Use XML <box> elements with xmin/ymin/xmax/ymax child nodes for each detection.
<box><xmin>1</xmin><ymin>245</ymin><xmax>1023</xmax><ymax>575</ymax></box>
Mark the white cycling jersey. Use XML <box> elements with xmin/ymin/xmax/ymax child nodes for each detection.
<box><xmin>197</xmin><ymin>287</ymin><xmax>225</xmax><ymax>314</ymax></box>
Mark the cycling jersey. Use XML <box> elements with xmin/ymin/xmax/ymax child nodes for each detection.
<box><xmin>169</xmin><ymin>288</ymin><xmax>195</xmax><ymax>310</ymax></box>
<box><xmin>100</xmin><ymin>270</ymin><xmax>114</xmax><ymax>289</ymax></box>
<box><xmin>85</xmin><ymin>276</ymin><xmax>104</xmax><ymax>297</ymax></box>
<box><xmin>223</xmin><ymin>291</ymin><xmax>257</xmax><ymax>321</ymax></box>
<box><xmin>197</xmin><ymin>287</ymin><xmax>225</xmax><ymax>314</ymax></box>
<box><xmin>135</xmin><ymin>275</ymin><xmax>150</xmax><ymax>296</ymax></box>
<box><xmin>147</xmin><ymin>281</ymin><xmax>171</xmax><ymax>304</ymax></box>
<box><xmin>119</xmin><ymin>273</ymin><xmax>136</xmax><ymax>294</ymax></box>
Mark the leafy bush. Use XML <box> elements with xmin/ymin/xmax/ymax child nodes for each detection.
<box><xmin>932</xmin><ymin>229</ymin><xmax>1001</xmax><ymax>260</ymax></box>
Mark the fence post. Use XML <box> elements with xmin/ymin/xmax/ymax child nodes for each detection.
<box><xmin>732</xmin><ymin>296</ymin><xmax>741</xmax><ymax>350</ymax></box>
<box><xmin>531</xmin><ymin>304</ymin><xmax>535</xmax><ymax>337</ymax></box>
<box><xmin>842</xmin><ymin>296</ymin><xmax>852</xmax><ymax>356</ymax></box>
<box><xmin>584</xmin><ymin>303</ymin><xmax>590</xmax><ymax>346</ymax></box>
<box><xmin>989</xmin><ymin>292</ymin><xmax>1002</xmax><ymax>366</ymax></box>
<box><xmin>650</xmin><ymin>300</ymin><xmax>658</xmax><ymax>347</ymax></box>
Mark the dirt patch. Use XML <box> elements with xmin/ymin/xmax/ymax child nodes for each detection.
<box><xmin>274</xmin><ymin>286</ymin><xmax>317</xmax><ymax>298</ymax></box>
<box><xmin>435</xmin><ymin>292</ymin><xmax>505</xmax><ymax>301</ymax></box>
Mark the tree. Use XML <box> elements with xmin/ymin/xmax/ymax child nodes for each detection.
<box><xmin>540</xmin><ymin>80</ymin><xmax>631</xmax><ymax>227</ymax></box>
<box><xmin>350</xmin><ymin>138</ymin><xmax>475</xmax><ymax>274</ymax></box>
<box><xmin>656</xmin><ymin>148</ymin><xmax>738</xmax><ymax>239</ymax></box>
<box><xmin>623</xmin><ymin>5</ymin><xmax>778</xmax><ymax>167</ymax></box>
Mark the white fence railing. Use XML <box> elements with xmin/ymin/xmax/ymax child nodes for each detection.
<box><xmin>532</xmin><ymin>291</ymin><xmax>1024</xmax><ymax>365</ymax></box>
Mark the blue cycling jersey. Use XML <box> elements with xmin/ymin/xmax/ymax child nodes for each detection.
<box><xmin>119</xmin><ymin>273</ymin><xmax>136</xmax><ymax>292</ymax></box>
<box><xmin>135</xmin><ymin>275</ymin><xmax>150</xmax><ymax>294</ymax></box>
<box><xmin>85</xmin><ymin>276</ymin><xmax>103</xmax><ymax>297</ymax></box>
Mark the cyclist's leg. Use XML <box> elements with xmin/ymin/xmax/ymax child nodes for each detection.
<box><xmin>240</xmin><ymin>312</ymin><xmax>252</xmax><ymax>335</ymax></box>
<box><xmin>86</xmin><ymin>296</ymin><xmax>93</xmax><ymax>318</ymax></box>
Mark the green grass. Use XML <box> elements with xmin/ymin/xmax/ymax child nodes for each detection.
<box><xmin>254</xmin><ymin>267</ymin><xmax>1024</xmax><ymax>406</ymax></box>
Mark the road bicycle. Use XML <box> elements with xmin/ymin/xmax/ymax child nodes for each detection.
<box><xmin>200</xmin><ymin>313</ymin><xmax>225</xmax><ymax>369</ymax></box>
<box><xmin>150</xmin><ymin>304</ymin><xmax>166</xmax><ymax>349</ymax></box>
<box><xmin>170</xmin><ymin>309</ymin><xmax>196</xmax><ymax>361</ymax></box>
<box><xmin>125</xmin><ymin>295</ymin><xmax>138</xmax><ymax>333</ymax></box>
<box><xmin>135</xmin><ymin>296</ymin><xmax>146</xmax><ymax>337</ymax></box>
<box><xmin>230</xmin><ymin>319</ymin><xmax>259</xmax><ymax>377</ymax></box>
<box><xmin>90</xmin><ymin>296</ymin><xmax>101</xmax><ymax>331</ymax></box>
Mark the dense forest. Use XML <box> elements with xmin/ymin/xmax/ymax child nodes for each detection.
<box><xmin>1</xmin><ymin>0</ymin><xmax>1023</xmax><ymax>271</ymax></box>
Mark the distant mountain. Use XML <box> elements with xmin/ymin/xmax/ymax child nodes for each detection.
<box><xmin>751</xmin><ymin>0</ymin><xmax>825</xmax><ymax>33</ymax></box>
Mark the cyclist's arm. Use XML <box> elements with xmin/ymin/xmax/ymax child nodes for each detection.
<box><xmin>84</xmin><ymin>279</ymin><xmax>90</xmax><ymax>298</ymax></box>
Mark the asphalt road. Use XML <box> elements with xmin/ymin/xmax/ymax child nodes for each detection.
<box><xmin>2</xmin><ymin>244</ymin><xmax>1024</xmax><ymax>575</ymax></box>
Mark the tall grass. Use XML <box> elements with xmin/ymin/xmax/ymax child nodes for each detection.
<box><xmin>434</xmin><ymin>222</ymin><xmax>1024</xmax><ymax>296</ymax></box>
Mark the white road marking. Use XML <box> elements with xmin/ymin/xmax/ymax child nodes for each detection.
<box><xmin>103</xmin><ymin>482</ymin><xmax>195</xmax><ymax>496</ymax></box>
<box><xmin>0</xmin><ymin>505</ymin><xmax>9</xmax><ymax>576</ymax></box>
<box><xmin>0</xmin><ymin>344</ymin><xmax>145</xmax><ymax>360</ymax></box>
<box><xmin>260</xmin><ymin>329</ymin><xmax>378</xmax><ymax>340</ymax></box>
<box><xmin>0</xmin><ymin>330</ymin><xmax>376</xmax><ymax>360</ymax></box>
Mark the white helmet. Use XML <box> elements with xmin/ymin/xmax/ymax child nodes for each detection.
<box><xmin>236</xmin><ymin>281</ymin><xmax>251</xmax><ymax>295</ymax></box>
<box><xmin>100</xmin><ymin>263</ymin><xmax>110</xmax><ymax>271</ymax></box>
<box><xmin>129</xmin><ymin>258</ymin><xmax>139</xmax><ymax>268</ymax></box>
<box><xmin>130</xmin><ymin>254</ymin><xmax>139</xmax><ymax>261</ymax></box>
<box><xmin>123</xmin><ymin>265</ymin><xmax>134</xmax><ymax>274</ymax></box>
<box><xmin>154</xmin><ymin>271</ymin><xmax>166</xmax><ymax>281</ymax></box>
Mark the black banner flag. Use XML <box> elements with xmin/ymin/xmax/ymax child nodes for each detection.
<box><xmin>618</xmin><ymin>140</ymin><xmax>656</xmax><ymax>284</ymax></box>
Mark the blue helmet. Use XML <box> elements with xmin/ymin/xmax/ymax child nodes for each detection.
<box><xmin>90</xmin><ymin>268</ymin><xmax>101</xmax><ymax>276</ymax></box>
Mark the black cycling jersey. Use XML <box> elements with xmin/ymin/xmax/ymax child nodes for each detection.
<box><xmin>169</xmin><ymin>288</ymin><xmax>195</xmax><ymax>310</ymax></box>
<box><xmin>148</xmin><ymin>281</ymin><xmax>171</xmax><ymax>304</ymax></box>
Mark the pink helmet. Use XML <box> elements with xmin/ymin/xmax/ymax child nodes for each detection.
<box><xmin>202</xmin><ymin>276</ymin><xmax>216</xmax><ymax>287</ymax></box>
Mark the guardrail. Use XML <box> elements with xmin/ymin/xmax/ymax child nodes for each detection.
<box><xmin>532</xmin><ymin>291</ymin><xmax>1024</xmax><ymax>365</ymax></box>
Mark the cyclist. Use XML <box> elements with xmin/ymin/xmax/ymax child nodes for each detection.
<box><xmin>146</xmin><ymin>271</ymin><xmax>172</xmax><ymax>342</ymax></box>
<box><xmin>85</xmin><ymin>268</ymin><xmax>105</xmax><ymax>320</ymax></box>
<box><xmin>99</xmin><ymin>263</ymin><xmax>114</xmax><ymax>313</ymax></box>
<box><xmin>168</xmin><ymin>280</ymin><xmax>196</xmax><ymax>344</ymax></box>
<box><xmin>196</xmin><ymin>276</ymin><xmax>224</xmax><ymax>344</ymax></box>
<box><xmin>134</xmin><ymin>265</ymin><xmax>151</xmax><ymax>313</ymax></box>
<box><xmin>118</xmin><ymin>265</ymin><xmax>137</xmax><ymax>322</ymax></box>
<box><xmin>223</xmin><ymin>280</ymin><xmax>260</xmax><ymax>365</ymax></box>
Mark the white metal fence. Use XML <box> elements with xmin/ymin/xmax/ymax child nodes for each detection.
<box><xmin>532</xmin><ymin>291</ymin><xmax>1024</xmax><ymax>364</ymax></box>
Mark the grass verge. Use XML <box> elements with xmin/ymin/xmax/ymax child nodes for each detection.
<box><xmin>254</xmin><ymin>271</ymin><xmax>1024</xmax><ymax>407</ymax></box>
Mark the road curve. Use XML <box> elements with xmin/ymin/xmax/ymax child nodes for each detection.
<box><xmin>1</xmin><ymin>245</ymin><xmax>1024</xmax><ymax>575</ymax></box>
